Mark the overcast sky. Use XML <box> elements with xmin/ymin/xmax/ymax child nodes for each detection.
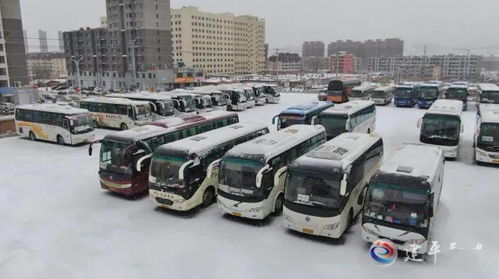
<box><xmin>20</xmin><ymin>0</ymin><xmax>499</xmax><ymax>55</ymax></box>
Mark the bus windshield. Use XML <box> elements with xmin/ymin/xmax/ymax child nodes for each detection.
<box><xmin>150</xmin><ymin>155</ymin><xmax>190</xmax><ymax>189</ymax></box>
<box><xmin>481</xmin><ymin>91</ymin><xmax>499</xmax><ymax>104</ymax></box>
<box><xmin>279</xmin><ymin>114</ymin><xmax>306</xmax><ymax>129</ymax></box>
<box><xmin>446</xmin><ymin>88</ymin><xmax>468</xmax><ymax>101</ymax></box>
<box><xmin>219</xmin><ymin>157</ymin><xmax>264</xmax><ymax>197</ymax></box>
<box><xmin>68</xmin><ymin>114</ymin><xmax>93</xmax><ymax>134</ymax></box>
<box><xmin>421</xmin><ymin>114</ymin><xmax>460</xmax><ymax>145</ymax></box>
<box><xmin>183</xmin><ymin>96</ymin><xmax>197</xmax><ymax>112</ymax></box>
<box><xmin>319</xmin><ymin>114</ymin><xmax>348</xmax><ymax>138</ymax></box>
<box><xmin>350</xmin><ymin>90</ymin><xmax>365</xmax><ymax>97</ymax></box>
<box><xmin>371</xmin><ymin>91</ymin><xmax>388</xmax><ymax>98</ymax></box>
<box><xmin>159</xmin><ymin>101</ymin><xmax>175</xmax><ymax>116</ymax></box>
<box><xmin>285</xmin><ymin>170</ymin><xmax>342</xmax><ymax>210</ymax></box>
<box><xmin>418</xmin><ymin>87</ymin><xmax>439</xmax><ymax>100</ymax></box>
<box><xmin>478</xmin><ymin>123</ymin><xmax>499</xmax><ymax>149</ymax></box>
<box><xmin>364</xmin><ymin>181</ymin><xmax>430</xmax><ymax>228</ymax></box>
<box><xmin>135</xmin><ymin>104</ymin><xmax>152</xmax><ymax>120</ymax></box>
<box><xmin>100</xmin><ymin>140</ymin><xmax>134</xmax><ymax>175</ymax></box>
<box><xmin>395</xmin><ymin>88</ymin><xmax>414</xmax><ymax>99</ymax></box>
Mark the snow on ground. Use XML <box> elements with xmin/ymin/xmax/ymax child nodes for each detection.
<box><xmin>1</xmin><ymin>93</ymin><xmax>498</xmax><ymax>278</ymax></box>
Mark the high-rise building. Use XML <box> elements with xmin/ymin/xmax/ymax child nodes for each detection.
<box><xmin>330</xmin><ymin>52</ymin><xmax>360</xmax><ymax>74</ymax></box>
<box><xmin>265</xmin><ymin>52</ymin><xmax>301</xmax><ymax>74</ymax></box>
<box><xmin>57</xmin><ymin>31</ymin><xmax>64</xmax><ymax>52</ymax></box>
<box><xmin>0</xmin><ymin>0</ymin><xmax>28</xmax><ymax>87</ymax></box>
<box><xmin>302</xmin><ymin>41</ymin><xmax>325</xmax><ymax>58</ymax></box>
<box><xmin>171</xmin><ymin>6</ymin><xmax>266</xmax><ymax>75</ymax></box>
<box><xmin>38</xmin><ymin>30</ymin><xmax>48</xmax><ymax>52</ymax></box>
<box><xmin>23</xmin><ymin>30</ymin><xmax>28</xmax><ymax>53</ymax></box>
<box><xmin>27</xmin><ymin>52</ymin><xmax>68</xmax><ymax>80</ymax></box>
<box><xmin>64</xmin><ymin>0</ymin><xmax>174</xmax><ymax>90</ymax></box>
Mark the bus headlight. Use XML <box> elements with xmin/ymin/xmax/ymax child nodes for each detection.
<box><xmin>362</xmin><ymin>225</ymin><xmax>378</xmax><ymax>236</ymax></box>
<box><xmin>476</xmin><ymin>150</ymin><xmax>488</xmax><ymax>158</ymax></box>
<box><xmin>249</xmin><ymin>207</ymin><xmax>262</xmax><ymax>213</ymax></box>
<box><xmin>323</xmin><ymin>223</ymin><xmax>339</xmax><ymax>230</ymax></box>
<box><xmin>284</xmin><ymin>214</ymin><xmax>295</xmax><ymax>224</ymax></box>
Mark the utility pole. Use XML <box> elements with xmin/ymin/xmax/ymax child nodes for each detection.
<box><xmin>130</xmin><ymin>39</ymin><xmax>137</xmax><ymax>91</ymax></box>
<box><xmin>274</xmin><ymin>48</ymin><xmax>279</xmax><ymax>82</ymax></box>
<box><xmin>71</xmin><ymin>56</ymin><xmax>84</xmax><ymax>90</ymax></box>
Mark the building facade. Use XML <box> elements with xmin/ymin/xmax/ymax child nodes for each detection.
<box><xmin>171</xmin><ymin>6</ymin><xmax>266</xmax><ymax>76</ymax></box>
<box><xmin>368</xmin><ymin>55</ymin><xmax>482</xmax><ymax>81</ymax></box>
<box><xmin>302</xmin><ymin>41</ymin><xmax>325</xmax><ymax>58</ymax></box>
<box><xmin>330</xmin><ymin>52</ymin><xmax>360</xmax><ymax>74</ymax></box>
<box><xmin>64</xmin><ymin>0</ymin><xmax>174</xmax><ymax>91</ymax></box>
<box><xmin>0</xmin><ymin>0</ymin><xmax>28</xmax><ymax>87</ymax></box>
<box><xmin>27</xmin><ymin>52</ymin><xmax>68</xmax><ymax>80</ymax></box>
<box><xmin>265</xmin><ymin>52</ymin><xmax>301</xmax><ymax>74</ymax></box>
<box><xmin>38</xmin><ymin>30</ymin><xmax>48</xmax><ymax>52</ymax></box>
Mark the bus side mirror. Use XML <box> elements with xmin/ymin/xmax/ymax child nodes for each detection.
<box><xmin>137</xmin><ymin>140</ymin><xmax>152</xmax><ymax>154</ymax></box>
<box><xmin>274</xmin><ymin>166</ymin><xmax>288</xmax><ymax>189</ymax></box>
<box><xmin>179</xmin><ymin>160</ymin><xmax>194</xmax><ymax>181</ymax></box>
<box><xmin>88</xmin><ymin>140</ymin><xmax>101</xmax><ymax>156</ymax></box>
<box><xmin>136</xmin><ymin>154</ymin><xmax>153</xmax><ymax>172</ymax></box>
<box><xmin>311</xmin><ymin>116</ymin><xmax>318</xmax><ymax>125</ymax></box>
<box><xmin>340</xmin><ymin>173</ymin><xmax>348</xmax><ymax>196</ymax></box>
<box><xmin>256</xmin><ymin>164</ymin><xmax>271</xmax><ymax>188</ymax></box>
<box><xmin>207</xmin><ymin>159</ymin><xmax>222</xmax><ymax>178</ymax></box>
<box><xmin>417</xmin><ymin>118</ymin><xmax>422</xmax><ymax>128</ymax></box>
<box><xmin>272</xmin><ymin>115</ymin><xmax>278</xmax><ymax>125</ymax></box>
<box><xmin>345</xmin><ymin>119</ymin><xmax>351</xmax><ymax>131</ymax></box>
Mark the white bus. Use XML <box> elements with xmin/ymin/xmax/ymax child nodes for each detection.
<box><xmin>79</xmin><ymin>97</ymin><xmax>153</xmax><ymax>130</ymax></box>
<box><xmin>349</xmin><ymin>85</ymin><xmax>376</xmax><ymax>101</ymax></box>
<box><xmin>474</xmin><ymin>107</ymin><xmax>499</xmax><ymax>165</ymax></box>
<box><xmin>262</xmin><ymin>84</ymin><xmax>281</xmax><ymax>104</ymax></box>
<box><xmin>161</xmin><ymin>90</ymin><xmax>198</xmax><ymax>115</ymax></box>
<box><xmin>284</xmin><ymin>133</ymin><xmax>384</xmax><ymax>239</ymax></box>
<box><xmin>418</xmin><ymin>99</ymin><xmax>464</xmax><ymax>159</ymax></box>
<box><xmin>218</xmin><ymin>87</ymin><xmax>248</xmax><ymax>111</ymax></box>
<box><xmin>149</xmin><ymin>123</ymin><xmax>270</xmax><ymax>211</ymax></box>
<box><xmin>188</xmin><ymin>87</ymin><xmax>228</xmax><ymax>110</ymax></box>
<box><xmin>362</xmin><ymin>144</ymin><xmax>445</xmax><ymax>255</ymax></box>
<box><xmin>106</xmin><ymin>92</ymin><xmax>177</xmax><ymax>117</ymax></box>
<box><xmin>238</xmin><ymin>86</ymin><xmax>256</xmax><ymax>108</ymax></box>
<box><xmin>243</xmin><ymin>84</ymin><xmax>267</xmax><ymax>106</ymax></box>
<box><xmin>15</xmin><ymin>104</ymin><xmax>95</xmax><ymax>145</ymax></box>
<box><xmin>217</xmin><ymin>125</ymin><xmax>327</xmax><ymax>220</ymax></box>
<box><xmin>316</xmin><ymin>101</ymin><xmax>376</xmax><ymax>140</ymax></box>
<box><xmin>477</xmin><ymin>83</ymin><xmax>499</xmax><ymax>110</ymax></box>
<box><xmin>370</xmin><ymin>86</ymin><xmax>394</xmax><ymax>105</ymax></box>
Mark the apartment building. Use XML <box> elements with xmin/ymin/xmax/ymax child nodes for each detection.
<box><xmin>330</xmin><ymin>52</ymin><xmax>360</xmax><ymax>74</ymax></box>
<box><xmin>64</xmin><ymin>0</ymin><xmax>173</xmax><ymax>91</ymax></box>
<box><xmin>0</xmin><ymin>0</ymin><xmax>28</xmax><ymax>87</ymax></box>
<box><xmin>27</xmin><ymin>52</ymin><xmax>68</xmax><ymax>80</ymax></box>
<box><xmin>171</xmin><ymin>6</ymin><xmax>266</xmax><ymax>76</ymax></box>
<box><xmin>265</xmin><ymin>52</ymin><xmax>301</xmax><ymax>74</ymax></box>
<box><xmin>302</xmin><ymin>41</ymin><xmax>325</xmax><ymax>58</ymax></box>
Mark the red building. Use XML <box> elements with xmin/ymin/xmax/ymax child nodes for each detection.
<box><xmin>330</xmin><ymin>52</ymin><xmax>359</xmax><ymax>74</ymax></box>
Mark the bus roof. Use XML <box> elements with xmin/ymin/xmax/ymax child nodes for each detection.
<box><xmin>427</xmin><ymin>99</ymin><xmax>463</xmax><ymax>117</ymax></box>
<box><xmin>104</xmin><ymin>125</ymin><xmax>168</xmax><ymax>143</ymax></box>
<box><xmin>280</xmin><ymin>102</ymin><xmax>333</xmax><ymax>116</ymax></box>
<box><xmin>478</xmin><ymin>83</ymin><xmax>499</xmax><ymax>91</ymax></box>
<box><xmin>418</xmin><ymin>83</ymin><xmax>441</xmax><ymax>88</ymax></box>
<box><xmin>16</xmin><ymin>104</ymin><xmax>89</xmax><ymax>115</ymax></box>
<box><xmin>162</xmin><ymin>90</ymin><xmax>198</xmax><ymax>97</ymax></box>
<box><xmin>395</xmin><ymin>84</ymin><xmax>415</xmax><ymax>89</ymax></box>
<box><xmin>225</xmin><ymin>125</ymin><xmax>326</xmax><ymax>163</ymax></box>
<box><xmin>106</xmin><ymin>93</ymin><xmax>172</xmax><ymax>101</ymax></box>
<box><xmin>81</xmin><ymin>97</ymin><xmax>149</xmax><ymax>106</ymax></box>
<box><xmin>379</xmin><ymin>144</ymin><xmax>443</xmax><ymax>181</ymax></box>
<box><xmin>155</xmin><ymin>123</ymin><xmax>268</xmax><ymax>157</ymax></box>
<box><xmin>480</xmin><ymin>106</ymin><xmax>499</xmax><ymax>123</ymax></box>
<box><xmin>290</xmin><ymin>133</ymin><xmax>382</xmax><ymax>172</ymax></box>
<box><xmin>448</xmin><ymin>84</ymin><xmax>469</xmax><ymax>89</ymax></box>
<box><xmin>152</xmin><ymin>111</ymin><xmax>238</xmax><ymax>129</ymax></box>
<box><xmin>321</xmin><ymin>100</ymin><xmax>375</xmax><ymax>116</ymax></box>
<box><xmin>374</xmin><ymin>86</ymin><xmax>393</xmax><ymax>92</ymax></box>
<box><xmin>352</xmin><ymin>85</ymin><xmax>376</xmax><ymax>92</ymax></box>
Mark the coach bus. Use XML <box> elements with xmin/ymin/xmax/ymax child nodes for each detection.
<box><xmin>418</xmin><ymin>100</ymin><xmax>464</xmax><ymax>159</ymax></box>
<box><xmin>15</xmin><ymin>104</ymin><xmax>95</xmax><ymax>145</ymax></box>
<box><xmin>362</xmin><ymin>144</ymin><xmax>445</xmax><ymax>255</ymax></box>
<box><xmin>416</xmin><ymin>83</ymin><xmax>442</xmax><ymax>109</ymax></box>
<box><xmin>218</xmin><ymin>87</ymin><xmax>248</xmax><ymax>111</ymax></box>
<box><xmin>106</xmin><ymin>93</ymin><xmax>176</xmax><ymax>117</ymax></box>
<box><xmin>394</xmin><ymin>85</ymin><xmax>417</xmax><ymax>107</ymax></box>
<box><xmin>242</xmin><ymin>84</ymin><xmax>266</xmax><ymax>106</ymax></box>
<box><xmin>445</xmin><ymin>84</ymin><xmax>469</xmax><ymax>111</ymax></box>
<box><xmin>272</xmin><ymin>102</ymin><xmax>334</xmax><ymax>130</ymax></box>
<box><xmin>349</xmin><ymin>85</ymin><xmax>376</xmax><ymax>101</ymax></box>
<box><xmin>149</xmin><ymin>123</ymin><xmax>269</xmax><ymax>211</ymax></box>
<box><xmin>324</xmin><ymin>79</ymin><xmax>362</xmax><ymax>103</ymax></box>
<box><xmin>370</xmin><ymin>86</ymin><xmax>394</xmax><ymax>105</ymax></box>
<box><xmin>316</xmin><ymin>101</ymin><xmax>376</xmax><ymax>140</ymax></box>
<box><xmin>79</xmin><ymin>97</ymin><xmax>153</xmax><ymax>130</ymax></box>
<box><xmin>284</xmin><ymin>133</ymin><xmax>384</xmax><ymax>239</ymax></box>
<box><xmin>474</xmin><ymin>107</ymin><xmax>499</xmax><ymax>165</ymax></box>
<box><xmin>262</xmin><ymin>84</ymin><xmax>281</xmax><ymax>104</ymax></box>
<box><xmin>217</xmin><ymin>125</ymin><xmax>327</xmax><ymax>220</ymax></box>
<box><xmin>88</xmin><ymin>111</ymin><xmax>240</xmax><ymax>198</ymax></box>
<box><xmin>477</xmin><ymin>84</ymin><xmax>499</xmax><ymax>112</ymax></box>
<box><xmin>161</xmin><ymin>90</ymin><xmax>198</xmax><ymax>115</ymax></box>
<box><xmin>188</xmin><ymin>88</ymin><xmax>228</xmax><ymax>110</ymax></box>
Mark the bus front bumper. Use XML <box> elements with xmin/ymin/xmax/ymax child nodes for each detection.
<box><xmin>149</xmin><ymin>189</ymin><xmax>196</xmax><ymax>211</ymax></box>
<box><xmin>100</xmin><ymin>177</ymin><xmax>146</xmax><ymax>197</ymax></box>
<box><xmin>217</xmin><ymin>196</ymin><xmax>266</xmax><ymax>220</ymax></box>
<box><xmin>417</xmin><ymin>100</ymin><xmax>435</xmax><ymax>109</ymax></box>
<box><xmin>475</xmin><ymin>148</ymin><xmax>499</xmax><ymax>164</ymax></box>
<box><xmin>361</xmin><ymin>223</ymin><xmax>429</xmax><ymax>254</ymax></box>
<box><xmin>422</xmin><ymin>144</ymin><xmax>458</xmax><ymax>158</ymax></box>
<box><xmin>283</xmin><ymin>208</ymin><xmax>343</xmax><ymax>239</ymax></box>
<box><xmin>71</xmin><ymin>132</ymin><xmax>95</xmax><ymax>145</ymax></box>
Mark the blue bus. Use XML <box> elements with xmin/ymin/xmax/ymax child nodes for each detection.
<box><xmin>394</xmin><ymin>85</ymin><xmax>418</xmax><ymax>107</ymax></box>
<box><xmin>416</xmin><ymin>83</ymin><xmax>442</xmax><ymax>109</ymax></box>
<box><xmin>272</xmin><ymin>101</ymin><xmax>334</xmax><ymax>130</ymax></box>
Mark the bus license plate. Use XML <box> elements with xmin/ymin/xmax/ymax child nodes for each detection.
<box><xmin>232</xmin><ymin>212</ymin><xmax>242</xmax><ymax>217</ymax></box>
<box><xmin>302</xmin><ymin>228</ymin><xmax>314</xmax><ymax>234</ymax></box>
<box><xmin>493</xmin><ymin>159</ymin><xmax>499</xmax><ymax>164</ymax></box>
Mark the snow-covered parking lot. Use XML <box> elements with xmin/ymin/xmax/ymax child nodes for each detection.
<box><xmin>1</xmin><ymin>93</ymin><xmax>498</xmax><ymax>278</ymax></box>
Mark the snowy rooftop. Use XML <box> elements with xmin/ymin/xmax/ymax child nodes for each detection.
<box><xmin>427</xmin><ymin>100</ymin><xmax>463</xmax><ymax>116</ymax></box>
<box><xmin>478</xmin><ymin>83</ymin><xmax>499</xmax><ymax>91</ymax></box>
<box><xmin>16</xmin><ymin>104</ymin><xmax>90</xmax><ymax>115</ymax></box>
<box><xmin>481</xmin><ymin>109</ymin><xmax>499</xmax><ymax>123</ymax></box>
<box><xmin>81</xmin><ymin>97</ymin><xmax>149</xmax><ymax>106</ymax></box>
<box><xmin>106</xmin><ymin>93</ymin><xmax>172</xmax><ymax>101</ymax></box>
<box><xmin>373</xmin><ymin>85</ymin><xmax>393</xmax><ymax>92</ymax></box>
<box><xmin>380</xmin><ymin>144</ymin><xmax>443</xmax><ymax>180</ymax></box>
<box><xmin>321</xmin><ymin>100</ymin><xmax>374</xmax><ymax>116</ymax></box>
<box><xmin>352</xmin><ymin>84</ymin><xmax>376</xmax><ymax>91</ymax></box>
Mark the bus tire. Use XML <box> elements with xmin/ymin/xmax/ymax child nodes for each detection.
<box><xmin>93</xmin><ymin>120</ymin><xmax>100</xmax><ymax>128</ymax></box>
<box><xmin>367</xmin><ymin>128</ymin><xmax>371</xmax><ymax>134</ymax></box>
<box><xmin>29</xmin><ymin>131</ymin><xmax>37</xmax><ymax>141</ymax></box>
<box><xmin>120</xmin><ymin>123</ymin><xmax>129</xmax><ymax>130</ymax></box>
<box><xmin>57</xmin><ymin>135</ymin><xmax>65</xmax><ymax>145</ymax></box>
<box><xmin>273</xmin><ymin>193</ymin><xmax>284</xmax><ymax>216</ymax></box>
<box><xmin>202</xmin><ymin>187</ymin><xmax>215</xmax><ymax>207</ymax></box>
<box><xmin>347</xmin><ymin>209</ymin><xmax>354</xmax><ymax>229</ymax></box>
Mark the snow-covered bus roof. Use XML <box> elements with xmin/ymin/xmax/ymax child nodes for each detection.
<box><xmin>104</xmin><ymin>125</ymin><xmax>169</xmax><ymax>143</ymax></box>
<box><xmin>151</xmin><ymin>110</ymin><xmax>238</xmax><ymax>129</ymax></box>
<box><xmin>448</xmin><ymin>84</ymin><xmax>469</xmax><ymax>89</ymax></box>
<box><xmin>289</xmin><ymin>133</ymin><xmax>382</xmax><ymax>172</ymax></box>
<box><xmin>106</xmin><ymin>93</ymin><xmax>172</xmax><ymax>101</ymax></box>
<box><xmin>395</xmin><ymin>84</ymin><xmax>415</xmax><ymax>89</ymax></box>
<box><xmin>224</xmin><ymin>125</ymin><xmax>325</xmax><ymax>163</ymax></box>
<box><xmin>418</xmin><ymin>83</ymin><xmax>442</xmax><ymax>88</ymax></box>
<box><xmin>352</xmin><ymin>85</ymin><xmax>376</xmax><ymax>92</ymax></box>
<box><xmin>481</xmin><ymin>107</ymin><xmax>499</xmax><ymax>123</ymax></box>
<box><xmin>373</xmin><ymin>86</ymin><xmax>393</xmax><ymax>92</ymax></box>
<box><xmin>426</xmin><ymin>99</ymin><xmax>463</xmax><ymax>117</ymax></box>
<box><xmin>160</xmin><ymin>90</ymin><xmax>198</xmax><ymax>98</ymax></box>
<box><xmin>379</xmin><ymin>144</ymin><xmax>443</xmax><ymax>181</ymax></box>
<box><xmin>478</xmin><ymin>83</ymin><xmax>499</xmax><ymax>92</ymax></box>
<box><xmin>280</xmin><ymin>102</ymin><xmax>333</xmax><ymax>116</ymax></box>
<box><xmin>321</xmin><ymin>100</ymin><xmax>375</xmax><ymax>116</ymax></box>
<box><xmin>80</xmin><ymin>97</ymin><xmax>149</xmax><ymax>106</ymax></box>
<box><xmin>16</xmin><ymin>104</ymin><xmax>90</xmax><ymax>115</ymax></box>
<box><xmin>155</xmin><ymin>123</ymin><xmax>268</xmax><ymax>157</ymax></box>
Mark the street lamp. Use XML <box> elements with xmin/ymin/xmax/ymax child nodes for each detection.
<box><xmin>71</xmin><ymin>56</ymin><xmax>84</xmax><ymax>90</ymax></box>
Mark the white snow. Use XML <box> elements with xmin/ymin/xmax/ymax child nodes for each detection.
<box><xmin>1</xmin><ymin>93</ymin><xmax>498</xmax><ymax>278</ymax></box>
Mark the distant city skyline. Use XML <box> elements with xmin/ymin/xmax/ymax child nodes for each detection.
<box><xmin>20</xmin><ymin>0</ymin><xmax>499</xmax><ymax>55</ymax></box>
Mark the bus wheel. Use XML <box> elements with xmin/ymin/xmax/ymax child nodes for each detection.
<box><xmin>120</xmin><ymin>123</ymin><xmax>129</xmax><ymax>130</ymax></box>
<box><xmin>57</xmin><ymin>135</ymin><xmax>65</xmax><ymax>145</ymax></box>
<box><xmin>347</xmin><ymin>210</ymin><xmax>354</xmax><ymax>229</ymax></box>
<box><xmin>202</xmin><ymin>187</ymin><xmax>215</xmax><ymax>207</ymax></box>
<box><xmin>367</xmin><ymin>129</ymin><xmax>371</xmax><ymax>134</ymax></box>
<box><xmin>29</xmin><ymin>131</ymin><xmax>37</xmax><ymax>141</ymax></box>
<box><xmin>273</xmin><ymin>194</ymin><xmax>284</xmax><ymax>216</ymax></box>
<box><xmin>93</xmin><ymin>120</ymin><xmax>100</xmax><ymax>128</ymax></box>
